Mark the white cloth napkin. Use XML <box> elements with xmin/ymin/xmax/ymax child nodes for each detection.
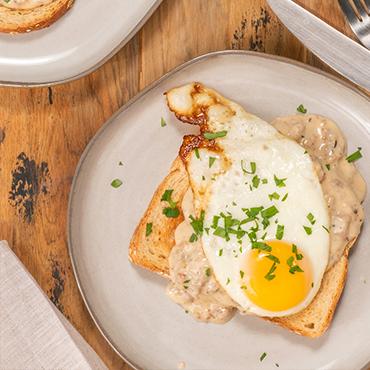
<box><xmin>0</xmin><ymin>240</ymin><xmax>108</xmax><ymax>370</ymax></box>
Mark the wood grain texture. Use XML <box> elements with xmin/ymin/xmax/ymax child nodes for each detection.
<box><xmin>0</xmin><ymin>1</ymin><xmax>367</xmax><ymax>369</ymax></box>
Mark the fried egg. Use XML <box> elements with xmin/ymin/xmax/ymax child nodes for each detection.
<box><xmin>167</xmin><ymin>83</ymin><xmax>330</xmax><ymax>317</ymax></box>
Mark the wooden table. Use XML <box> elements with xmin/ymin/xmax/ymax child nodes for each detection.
<box><xmin>0</xmin><ymin>1</ymin><xmax>367</xmax><ymax>369</ymax></box>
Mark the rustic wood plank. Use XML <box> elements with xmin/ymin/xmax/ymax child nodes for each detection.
<box><xmin>0</xmin><ymin>1</ymin><xmax>367</xmax><ymax>369</ymax></box>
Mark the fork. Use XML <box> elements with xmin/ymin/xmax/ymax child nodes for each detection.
<box><xmin>339</xmin><ymin>0</ymin><xmax>370</xmax><ymax>48</ymax></box>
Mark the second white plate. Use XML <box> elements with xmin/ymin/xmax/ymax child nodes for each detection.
<box><xmin>0</xmin><ymin>0</ymin><xmax>161</xmax><ymax>86</ymax></box>
<box><xmin>69</xmin><ymin>51</ymin><xmax>370</xmax><ymax>370</ymax></box>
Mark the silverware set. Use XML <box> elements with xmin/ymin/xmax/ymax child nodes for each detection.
<box><xmin>267</xmin><ymin>0</ymin><xmax>370</xmax><ymax>91</ymax></box>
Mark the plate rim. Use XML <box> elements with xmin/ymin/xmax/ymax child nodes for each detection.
<box><xmin>67</xmin><ymin>49</ymin><xmax>370</xmax><ymax>370</ymax></box>
<box><xmin>0</xmin><ymin>0</ymin><xmax>162</xmax><ymax>88</ymax></box>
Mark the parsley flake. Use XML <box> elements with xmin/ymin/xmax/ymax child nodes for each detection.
<box><xmin>269</xmin><ymin>192</ymin><xmax>280</xmax><ymax>201</ymax></box>
<box><xmin>145</xmin><ymin>223</ymin><xmax>153</xmax><ymax>237</ymax></box>
<box><xmin>209</xmin><ymin>156</ymin><xmax>216</xmax><ymax>168</ymax></box>
<box><xmin>241</xmin><ymin>160</ymin><xmax>256</xmax><ymax>175</ymax></box>
<box><xmin>322</xmin><ymin>225</ymin><xmax>329</xmax><ymax>233</ymax></box>
<box><xmin>346</xmin><ymin>147</ymin><xmax>362</xmax><ymax>163</ymax></box>
<box><xmin>260</xmin><ymin>352</ymin><xmax>267</xmax><ymax>362</ymax></box>
<box><xmin>303</xmin><ymin>226</ymin><xmax>312</xmax><ymax>235</ymax></box>
<box><xmin>274</xmin><ymin>175</ymin><xmax>287</xmax><ymax>188</ymax></box>
<box><xmin>111</xmin><ymin>179</ymin><xmax>123</xmax><ymax>188</ymax></box>
<box><xmin>307</xmin><ymin>212</ymin><xmax>316</xmax><ymax>225</ymax></box>
<box><xmin>203</xmin><ymin>130</ymin><xmax>228</xmax><ymax>140</ymax></box>
<box><xmin>276</xmin><ymin>224</ymin><xmax>284</xmax><ymax>240</ymax></box>
<box><xmin>297</xmin><ymin>104</ymin><xmax>307</xmax><ymax>114</ymax></box>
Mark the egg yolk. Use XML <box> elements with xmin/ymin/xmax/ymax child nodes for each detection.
<box><xmin>242</xmin><ymin>240</ymin><xmax>313</xmax><ymax>312</ymax></box>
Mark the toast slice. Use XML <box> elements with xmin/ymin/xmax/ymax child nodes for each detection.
<box><xmin>129</xmin><ymin>156</ymin><xmax>354</xmax><ymax>338</ymax></box>
<box><xmin>0</xmin><ymin>0</ymin><xmax>74</xmax><ymax>33</ymax></box>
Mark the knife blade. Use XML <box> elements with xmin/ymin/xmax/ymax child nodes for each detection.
<box><xmin>267</xmin><ymin>0</ymin><xmax>370</xmax><ymax>90</ymax></box>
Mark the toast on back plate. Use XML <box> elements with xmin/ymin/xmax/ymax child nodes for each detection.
<box><xmin>0</xmin><ymin>0</ymin><xmax>74</xmax><ymax>33</ymax></box>
<box><xmin>129</xmin><ymin>83</ymin><xmax>366</xmax><ymax>338</ymax></box>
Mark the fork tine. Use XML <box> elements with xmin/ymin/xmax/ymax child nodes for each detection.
<box><xmin>363</xmin><ymin>0</ymin><xmax>370</xmax><ymax>12</ymax></box>
<box><xmin>353</xmin><ymin>0</ymin><xmax>370</xmax><ymax>18</ymax></box>
<box><xmin>339</xmin><ymin>0</ymin><xmax>361</xmax><ymax>23</ymax></box>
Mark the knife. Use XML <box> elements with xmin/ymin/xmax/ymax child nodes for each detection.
<box><xmin>267</xmin><ymin>0</ymin><xmax>370</xmax><ymax>91</ymax></box>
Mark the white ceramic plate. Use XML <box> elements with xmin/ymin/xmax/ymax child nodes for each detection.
<box><xmin>0</xmin><ymin>0</ymin><xmax>161</xmax><ymax>86</ymax></box>
<box><xmin>68</xmin><ymin>51</ymin><xmax>370</xmax><ymax>370</ymax></box>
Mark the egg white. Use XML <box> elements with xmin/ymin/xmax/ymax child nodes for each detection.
<box><xmin>187</xmin><ymin>104</ymin><xmax>330</xmax><ymax>317</ymax></box>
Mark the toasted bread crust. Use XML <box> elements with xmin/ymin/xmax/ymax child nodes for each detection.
<box><xmin>129</xmin><ymin>157</ymin><xmax>189</xmax><ymax>276</ymax></box>
<box><xmin>0</xmin><ymin>0</ymin><xmax>74</xmax><ymax>33</ymax></box>
<box><xmin>129</xmin><ymin>156</ymin><xmax>358</xmax><ymax>337</ymax></box>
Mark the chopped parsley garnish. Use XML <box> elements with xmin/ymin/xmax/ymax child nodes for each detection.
<box><xmin>163</xmin><ymin>207</ymin><xmax>180</xmax><ymax>218</ymax></box>
<box><xmin>346</xmin><ymin>147</ymin><xmax>362</xmax><ymax>163</ymax></box>
<box><xmin>241</xmin><ymin>160</ymin><xmax>256</xmax><ymax>175</ymax></box>
<box><xmin>111</xmin><ymin>178</ymin><xmax>123</xmax><ymax>188</ymax></box>
<box><xmin>276</xmin><ymin>224</ymin><xmax>284</xmax><ymax>240</ymax></box>
<box><xmin>161</xmin><ymin>189</ymin><xmax>180</xmax><ymax>218</ymax></box>
<box><xmin>209</xmin><ymin>156</ymin><xmax>216</xmax><ymax>168</ymax></box>
<box><xmin>161</xmin><ymin>189</ymin><xmax>177</xmax><ymax>207</ymax></box>
<box><xmin>261</xmin><ymin>178</ymin><xmax>268</xmax><ymax>184</ymax></box>
<box><xmin>145</xmin><ymin>223</ymin><xmax>153</xmax><ymax>237</ymax></box>
<box><xmin>212</xmin><ymin>215</ymin><xmax>220</xmax><ymax>228</ymax></box>
<box><xmin>226</xmin><ymin>277</ymin><xmax>231</xmax><ymax>285</ymax></box>
<box><xmin>194</xmin><ymin>147</ymin><xmax>200</xmax><ymax>159</ymax></box>
<box><xmin>261</xmin><ymin>205</ymin><xmax>279</xmax><ymax>219</ymax></box>
<box><xmin>292</xmin><ymin>244</ymin><xmax>303</xmax><ymax>260</ymax></box>
<box><xmin>189</xmin><ymin>210</ymin><xmax>205</xmax><ymax>239</ymax></box>
<box><xmin>303</xmin><ymin>226</ymin><xmax>312</xmax><ymax>235</ymax></box>
<box><xmin>183</xmin><ymin>279</ymin><xmax>190</xmax><ymax>289</ymax></box>
<box><xmin>252</xmin><ymin>175</ymin><xmax>260</xmax><ymax>188</ymax></box>
<box><xmin>189</xmin><ymin>233</ymin><xmax>197</xmax><ymax>243</ymax></box>
<box><xmin>160</xmin><ymin>117</ymin><xmax>167</xmax><ymax>127</ymax></box>
<box><xmin>202</xmin><ymin>175</ymin><xmax>206</xmax><ymax>181</ymax></box>
<box><xmin>260</xmin><ymin>352</ymin><xmax>267</xmax><ymax>362</ymax></box>
<box><xmin>240</xmin><ymin>270</ymin><xmax>245</xmax><ymax>278</ymax></box>
<box><xmin>118</xmin><ymin>161</ymin><xmax>123</xmax><ymax>166</ymax></box>
<box><xmin>287</xmin><ymin>255</ymin><xmax>304</xmax><ymax>274</ymax></box>
<box><xmin>269</xmin><ymin>192</ymin><xmax>280</xmax><ymax>201</ymax></box>
<box><xmin>274</xmin><ymin>175</ymin><xmax>287</xmax><ymax>188</ymax></box>
<box><xmin>275</xmin><ymin>363</ymin><xmax>280</xmax><ymax>367</ymax></box>
<box><xmin>289</xmin><ymin>265</ymin><xmax>304</xmax><ymax>274</ymax></box>
<box><xmin>232</xmin><ymin>201</ymin><xmax>237</xmax><ymax>206</ymax></box>
<box><xmin>205</xmin><ymin>267</ymin><xmax>211</xmax><ymax>277</ymax></box>
<box><xmin>203</xmin><ymin>130</ymin><xmax>228</xmax><ymax>140</ymax></box>
<box><xmin>266</xmin><ymin>254</ymin><xmax>280</xmax><ymax>264</ymax></box>
<box><xmin>322</xmin><ymin>225</ymin><xmax>329</xmax><ymax>233</ymax></box>
<box><xmin>325</xmin><ymin>164</ymin><xmax>330</xmax><ymax>170</ymax></box>
<box><xmin>252</xmin><ymin>241</ymin><xmax>272</xmax><ymax>252</ymax></box>
<box><xmin>214</xmin><ymin>227</ymin><xmax>227</xmax><ymax>239</ymax></box>
<box><xmin>265</xmin><ymin>262</ymin><xmax>277</xmax><ymax>280</ymax></box>
<box><xmin>306</xmin><ymin>212</ymin><xmax>316</xmax><ymax>225</ymax></box>
<box><xmin>281</xmin><ymin>193</ymin><xmax>288</xmax><ymax>202</ymax></box>
<box><xmin>240</xmin><ymin>285</ymin><xmax>247</xmax><ymax>290</ymax></box>
<box><xmin>297</xmin><ymin>104</ymin><xmax>307</xmax><ymax>114</ymax></box>
<box><xmin>218</xmin><ymin>249</ymin><xmax>223</xmax><ymax>256</ymax></box>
